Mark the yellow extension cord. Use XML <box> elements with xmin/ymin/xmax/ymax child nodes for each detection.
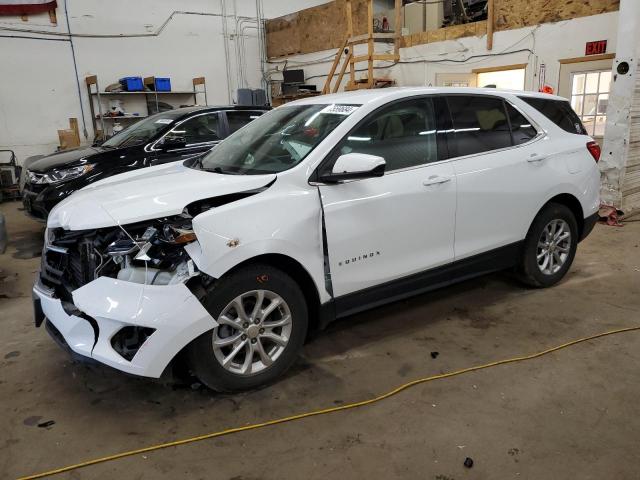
<box><xmin>17</xmin><ymin>325</ymin><xmax>640</xmax><ymax>480</ymax></box>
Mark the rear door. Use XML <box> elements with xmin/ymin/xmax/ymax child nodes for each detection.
<box><xmin>446</xmin><ymin>95</ymin><xmax>547</xmax><ymax>259</ymax></box>
<box><xmin>151</xmin><ymin>111</ymin><xmax>224</xmax><ymax>165</ymax></box>
<box><xmin>318</xmin><ymin>97</ymin><xmax>457</xmax><ymax>298</ymax></box>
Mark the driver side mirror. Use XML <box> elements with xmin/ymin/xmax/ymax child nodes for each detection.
<box><xmin>159</xmin><ymin>135</ymin><xmax>187</xmax><ymax>150</ymax></box>
<box><xmin>319</xmin><ymin>153</ymin><xmax>386</xmax><ymax>183</ymax></box>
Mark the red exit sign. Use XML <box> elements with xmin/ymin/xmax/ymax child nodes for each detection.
<box><xmin>586</xmin><ymin>40</ymin><xmax>607</xmax><ymax>56</ymax></box>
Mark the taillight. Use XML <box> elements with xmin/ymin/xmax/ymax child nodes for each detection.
<box><xmin>586</xmin><ymin>141</ymin><xmax>601</xmax><ymax>162</ymax></box>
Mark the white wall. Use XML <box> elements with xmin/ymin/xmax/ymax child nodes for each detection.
<box><xmin>0</xmin><ymin>0</ymin><xmax>326</xmax><ymax>164</ymax></box>
<box><xmin>267</xmin><ymin>12</ymin><xmax>619</xmax><ymax>97</ymax></box>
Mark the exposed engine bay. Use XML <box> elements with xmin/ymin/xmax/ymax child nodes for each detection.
<box><xmin>41</xmin><ymin>211</ymin><xmax>200</xmax><ymax>301</ymax></box>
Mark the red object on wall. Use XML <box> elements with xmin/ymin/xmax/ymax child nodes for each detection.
<box><xmin>585</xmin><ymin>40</ymin><xmax>607</xmax><ymax>56</ymax></box>
<box><xmin>0</xmin><ymin>0</ymin><xmax>56</xmax><ymax>15</ymax></box>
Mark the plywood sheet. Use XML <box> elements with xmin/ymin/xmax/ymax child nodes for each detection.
<box><xmin>494</xmin><ymin>0</ymin><xmax>619</xmax><ymax>31</ymax></box>
<box><xmin>266</xmin><ymin>0</ymin><xmax>619</xmax><ymax>58</ymax></box>
<box><xmin>266</xmin><ymin>0</ymin><xmax>370</xmax><ymax>58</ymax></box>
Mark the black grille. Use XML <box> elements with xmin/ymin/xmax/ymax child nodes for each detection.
<box><xmin>40</xmin><ymin>229</ymin><xmax>97</xmax><ymax>299</ymax></box>
<box><xmin>24</xmin><ymin>182</ymin><xmax>47</xmax><ymax>194</ymax></box>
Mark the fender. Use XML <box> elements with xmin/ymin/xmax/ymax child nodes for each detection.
<box><xmin>185</xmin><ymin>180</ymin><xmax>331</xmax><ymax>304</ymax></box>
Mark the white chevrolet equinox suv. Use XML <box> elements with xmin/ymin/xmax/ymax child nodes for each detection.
<box><xmin>33</xmin><ymin>88</ymin><xmax>601</xmax><ymax>391</ymax></box>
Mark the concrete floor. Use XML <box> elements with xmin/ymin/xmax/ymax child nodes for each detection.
<box><xmin>1</xmin><ymin>200</ymin><xmax>640</xmax><ymax>480</ymax></box>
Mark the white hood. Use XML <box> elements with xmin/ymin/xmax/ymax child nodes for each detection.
<box><xmin>48</xmin><ymin>161</ymin><xmax>276</xmax><ymax>230</ymax></box>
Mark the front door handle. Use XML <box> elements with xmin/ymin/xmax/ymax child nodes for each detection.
<box><xmin>423</xmin><ymin>175</ymin><xmax>452</xmax><ymax>186</ymax></box>
<box><xmin>527</xmin><ymin>153</ymin><xmax>548</xmax><ymax>163</ymax></box>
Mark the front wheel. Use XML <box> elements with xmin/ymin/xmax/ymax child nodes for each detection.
<box><xmin>518</xmin><ymin>203</ymin><xmax>578</xmax><ymax>288</ymax></box>
<box><xmin>187</xmin><ymin>264</ymin><xmax>308</xmax><ymax>392</ymax></box>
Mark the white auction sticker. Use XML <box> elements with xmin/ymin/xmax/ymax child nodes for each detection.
<box><xmin>155</xmin><ymin>118</ymin><xmax>174</xmax><ymax>124</ymax></box>
<box><xmin>320</xmin><ymin>104</ymin><xmax>358</xmax><ymax>115</ymax></box>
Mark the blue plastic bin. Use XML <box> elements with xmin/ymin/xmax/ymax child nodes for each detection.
<box><xmin>119</xmin><ymin>77</ymin><xmax>144</xmax><ymax>91</ymax></box>
<box><xmin>154</xmin><ymin>77</ymin><xmax>171</xmax><ymax>92</ymax></box>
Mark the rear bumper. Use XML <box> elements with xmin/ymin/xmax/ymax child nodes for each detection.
<box><xmin>33</xmin><ymin>276</ymin><xmax>217</xmax><ymax>378</ymax></box>
<box><xmin>580</xmin><ymin>212</ymin><xmax>599</xmax><ymax>242</ymax></box>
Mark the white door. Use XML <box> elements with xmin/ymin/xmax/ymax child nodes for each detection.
<box><xmin>445</xmin><ymin>95</ymin><xmax>545</xmax><ymax>259</ymax></box>
<box><xmin>318</xmin><ymin>97</ymin><xmax>457</xmax><ymax>297</ymax></box>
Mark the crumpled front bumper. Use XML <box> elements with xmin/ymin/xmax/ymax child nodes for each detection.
<box><xmin>33</xmin><ymin>276</ymin><xmax>217</xmax><ymax>378</ymax></box>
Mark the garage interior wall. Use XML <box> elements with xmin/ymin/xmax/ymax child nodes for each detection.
<box><xmin>0</xmin><ymin>0</ymin><xmax>330</xmax><ymax>164</ymax></box>
<box><xmin>266</xmin><ymin>12</ymin><xmax>619</xmax><ymax>97</ymax></box>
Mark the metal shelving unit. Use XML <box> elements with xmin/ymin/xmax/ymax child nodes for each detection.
<box><xmin>85</xmin><ymin>75</ymin><xmax>208</xmax><ymax>141</ymax></box>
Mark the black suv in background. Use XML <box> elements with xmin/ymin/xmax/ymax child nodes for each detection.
<box><xmin>22</xmin><ymin>105</ymin><xmax>269</xmax><ymax>220</ymax></box>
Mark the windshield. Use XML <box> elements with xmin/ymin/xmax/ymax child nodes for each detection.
<box><xmin>197</xmin><ymin>104</ymin><xmax>359</xmax><ymax>174</ymax></box>
<box><xmin>101</xmin><ymin>110</ymin><xmax>186</xmax><ymax>148</ymax></box>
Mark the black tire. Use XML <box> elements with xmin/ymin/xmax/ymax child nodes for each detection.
<box><xmin>186</xmin><ymin>264</ymin><xmax>308</xmax><ymax>392</ymax></box>
<box><xmin>518</xmin><ymin>203</ymin><xmax>579</xmax><ymax>288</ymax></box>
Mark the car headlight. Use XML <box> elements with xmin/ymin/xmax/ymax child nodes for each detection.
<box><xmin>105</xmin><ymin>216</ymin><xmax>197</xmax><ymax>265</ymax></box>
<box><xmin>31</xmin><ymin>164</ymin><xmax>95</xmax><ymax>184</ymax></box>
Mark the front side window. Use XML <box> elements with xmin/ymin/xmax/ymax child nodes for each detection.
<box><xmin>447</xmin><ymin>96</ymin><xmax>512</xmax><ymax>157</ymax></box>
<box><xmin>570</xmin><ymin>70</ymin><xmax>611</xmax><ymax>136</ymax></box>
<box><xmin>333</xmin><ymin>98</ymin><xmax>439</xmax><ymax>172</ymax></box>
<box><xmin>165</xmin><ymin>113</ymin><xmax>221</xmax><ymax>145</ymax></box>
<box><xmin>197</xmin><ymin>104</ymin><xmax>358</xmax><ymax>175</ymax></box>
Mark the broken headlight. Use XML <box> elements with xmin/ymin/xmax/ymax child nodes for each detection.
<box><xmin>105</xmin><ymin>214</ymin><xmax>197</xmax><ymax>268</ymax></box>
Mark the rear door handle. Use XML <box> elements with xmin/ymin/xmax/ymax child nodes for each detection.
<box><xmin>423</xmin><ymin>175</ymin><xmax>452</xmax><ymax>186</ymax></box>
<box><xmin>527</xmin><ymin>153</ymin><xmax>548</xmax><ymax>163</ymax></box>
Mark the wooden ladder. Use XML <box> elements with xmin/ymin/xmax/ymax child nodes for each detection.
<box><xmin>322</xmin><ymin>0</ymin><xmax>401</xmax><ymax>93</ymax></box>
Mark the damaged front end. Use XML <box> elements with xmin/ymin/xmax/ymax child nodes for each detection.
<box><xmin>41</xmin><ymin>212</ymin><xmax>199</xmax><ymax>299</ymax></box>
<box><xmin>35</xmin><ymin>210</ymin><xmax>218</xmax><ymax>378</ymax></box>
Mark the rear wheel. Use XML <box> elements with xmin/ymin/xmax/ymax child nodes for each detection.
<box><xmin>518</xmin><ymin>203</ymin><xmax>578</xmax><ymax>288</ymax></box>
<box><xmin>187</xmin><ymin>264</ymin><xmax>308</xmax><ymax>392</ymax></box>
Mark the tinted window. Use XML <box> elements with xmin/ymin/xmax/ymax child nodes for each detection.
<box><xmin>519</xmin><ymin>97</ymin><xmax>587</xmax><ymax>135</ymax></box>
<box><xmin>226</xmin><ymin>111</ymin><xmax>264</xmax><ymax>134</ymax></box>
<box><xmin>335</xmin><ymin>98</ymin><xmax>439</xmax><ymax>171</ymax></box>
<box><xmin>101</xmin><ymin>110</ymin><xmax>185</xmax><ymax>148</ymax></box>
<box><xmin>166</xmin><ymin>113</ymin><xmax>221</xmax><ymax>144</ymax></box>
<box><xmin>447</xmin><ymin>96</ymin><xmax>512</xmax><ymax>157</ymax></box>
<box><xmin>506</xmin><ymin>103</ymin><xmax>537</xmax><ymax>145</ymax></box>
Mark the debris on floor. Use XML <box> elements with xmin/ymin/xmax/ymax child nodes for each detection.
<box><xmin>598</xmin><ymin>204</ymin><xmax>624</xmax><ymax>227</ymax></box>
<box><xmin>430</xmin><ymin>351</ymin><xmax>439</xmax><ymax>359</ymax></box>
<box><xmin>463</xmin><ymin>457</ymin><xmax>474</xmax><ymax>468</ymax></box>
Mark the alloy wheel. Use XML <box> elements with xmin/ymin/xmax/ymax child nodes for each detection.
<box><xmin>212</xmin><ymin>290</ymin><xmax>292</xmax><ymax>376</ymax></box>
<box><xmin>536</xmin><ymin>219</ymin><xmax>572</xmax><ymax>275</ymax></box>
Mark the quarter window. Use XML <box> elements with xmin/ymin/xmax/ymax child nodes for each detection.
<box><xmin>447</xmin><ymin>96</ymin><xmax>512</xmax><ymax>157</ymax></box>
<box><xmin>520</xmin><ymin>97</ymin><xmax>587</xmax><ymax>135</ymax></box>
<box><xmin>336</xmin><ymin>98</ymin><xmax>439</xmax><ymax>172</ymax></box>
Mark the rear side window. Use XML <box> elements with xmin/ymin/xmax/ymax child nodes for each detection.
<box><xmin>506</xmin><ymin>103</ymin><xmax>538</xmax><ymax>145</ymax></box>
<box><xmin>447</xmin><ymin>96</ymin><xmax>512</xmax><ymax>157</ymax></box>
<box><xmin>519</xmin><ymin>97</ymin><xmax>587</xmax><ymax>135</ymax></box>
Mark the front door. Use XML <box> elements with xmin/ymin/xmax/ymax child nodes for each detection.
<box><xmin>318</xmin><ymin>97</ymin><xmax>457</xmax><ymax>299</ymax></box>
<box><xmin>152</xmin><ymin>111</ymin><xmax>223</xmax><ymax>165</ymax></box>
